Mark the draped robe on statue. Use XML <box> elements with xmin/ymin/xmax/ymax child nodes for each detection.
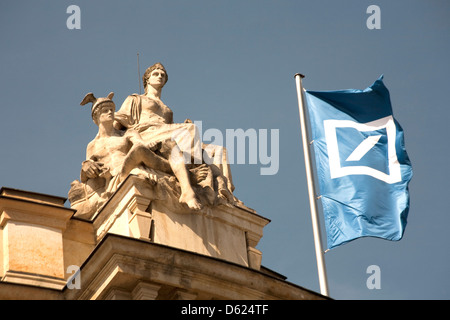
<box><xmin>114</xmin><ymin>94</ymin><xmax>234</xmax><ymax>192</ymax></box>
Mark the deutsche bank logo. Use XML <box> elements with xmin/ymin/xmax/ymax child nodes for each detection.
<box><xmin>324</xmin><ymin>116</ymin><xmax>401</xmax><ymax>184</ymax></box>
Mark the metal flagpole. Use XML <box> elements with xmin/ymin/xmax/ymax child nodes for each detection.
<box><xmin>294</xmin><ymin>73</ymin><xmax>329</xmax><ymax>297</ymax></box>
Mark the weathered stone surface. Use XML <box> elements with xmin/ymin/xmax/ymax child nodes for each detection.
<box><xmin>0</xmin><ymin>184</ymin><xmax>327</xmax><ymax>300</ymax></box>
<box><xmin>0</xmin><ymin>188</ymin><xmax>74</xmax><ymax>290</ymax></box>
<box><xmin>64</xmin><ymin>234</ymin><xmax>327</xmax><ymax>300</ymax></box>
<box><xmin>69</xmin><ymin>63</ymin><xmax>238</xmax><ymax>219</ymax></box>
<box><xmin>87</xmin><ymin>174</ymin><xmax>268</xmax><ymax>269</ymax></box>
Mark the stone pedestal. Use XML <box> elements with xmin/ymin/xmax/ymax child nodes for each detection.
<box><xmin>90</xmin><ymin>175</ymin><xmax>270</xmax><ymax>270</ymax></box>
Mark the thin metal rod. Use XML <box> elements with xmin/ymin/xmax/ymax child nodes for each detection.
<box><xmin>294</xmin><ymin>73</ymin><xmax>329</xmax><ymax>297</ymax></box>
<box><xmin>137</xmin><ymin>52</ymin><xmax>142</xmax><ymax>94</ymax></box>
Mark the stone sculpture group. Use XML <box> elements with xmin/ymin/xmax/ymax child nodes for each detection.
<box><xmin>68</xmin><ymin>63</ymin><xmax>239</xmax><ymax>219</ymax></box>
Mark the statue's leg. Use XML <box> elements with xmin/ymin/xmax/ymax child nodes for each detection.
<box><xmin>202</xmin><ymin>143</ymin><xmax>235</xmax><ymax>193</ymax></box>
<box><xmin>217</xmin><ymin>145</ymin><xmax>234</xmax><ymax>192</ymax></box>
<box><xmin>208</xmin><ymin>164</ymin><xmax>234</xmax><ymax>203</ymax></box>
<box><xmin>160</xmin><ymin>140</ymin><xmax>202</xmax><ymax>210</ymax></box>
<box><xmin>119</xmin><ymin>144</ymin><xmax>171</xmax><ymax>182</ymax></box>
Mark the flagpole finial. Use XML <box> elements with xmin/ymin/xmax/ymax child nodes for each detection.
<box><xmin>294</xmin><ymin>73</ymin><xmax>305</xmax><ymax>79</ymax></box>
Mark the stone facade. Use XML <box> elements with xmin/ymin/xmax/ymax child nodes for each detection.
<box><xmin>0</xmin><ymin>181</ymin><xmax>326</xmax><ymax>300</ymax></box>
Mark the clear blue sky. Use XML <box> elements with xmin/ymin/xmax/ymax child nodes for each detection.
<box><xmin>1</xmin><ymin>0</ymin><xmax>449</xmax><ymax>299</ymax></box>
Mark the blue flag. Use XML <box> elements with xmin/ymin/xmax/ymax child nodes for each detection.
<box><xmin>304</xmin><ymin>76</ymin><xmax>412</xmax><ymax>249</ymax></box>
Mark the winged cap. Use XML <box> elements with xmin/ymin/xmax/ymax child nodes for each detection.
<box><xmin>80</xmin><ymin>92</ymin><xmax>115</xmax><ymax>122</ymax></box>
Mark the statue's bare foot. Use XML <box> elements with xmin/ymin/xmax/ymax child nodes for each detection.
<box><xmin>217</xmin><ymin>187</ymin><xmax>234</xmax><ymax>204</ymax></box>
<box><xmin>179</xmin><ymin>191</ymin><xmax>202</xmax><ymax>210</ymax></box>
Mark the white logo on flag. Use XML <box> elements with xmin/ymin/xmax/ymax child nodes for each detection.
<box><xmin>324</xmin><ymin>116</ymin><xmax>401</xmax><ymax>184</ymax></box>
